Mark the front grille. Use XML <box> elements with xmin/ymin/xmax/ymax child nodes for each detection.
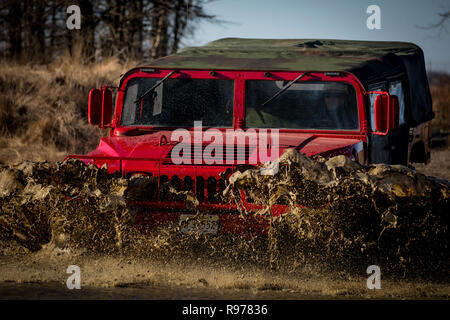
<box><xmin>155</xmin><ymin>174</ymin><xmax>227</xmax><ymax>203</ymax></box>
<box><xmin>164</xmin><ymin>144</ymin><xmax>256</xmax><ymax>165</ymax></box>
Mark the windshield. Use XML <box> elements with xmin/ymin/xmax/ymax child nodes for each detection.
<box><xmin>245</xmin><ymin>81</ymin><xmax>359</xmax><ymax>130</ymax></box>
<box><xmin>121</xmin><ymin>77</ymin><xmax>234</xmax><ymax>127</ymax></box>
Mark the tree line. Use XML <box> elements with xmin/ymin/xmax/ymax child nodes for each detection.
<box><xmin>0</xmin><ymin>0</ymin><xmax>217</xmax><ymax>63</ymax></box>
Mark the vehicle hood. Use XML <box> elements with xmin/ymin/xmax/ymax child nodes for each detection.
<box><xmin>85</xmin><ymin>130</ymin><xmax>363</xmax><ymax>162</ymax></box>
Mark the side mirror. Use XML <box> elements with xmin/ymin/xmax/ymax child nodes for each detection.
<box><xmin>389</xmin><ymin>95</ymin><xmax>400</xmax><ymax>131</ymax></box>
<box><xmin>101</xmin><ymin>87</ymin><xmax>113</xmax><ymax>128</ymax></box>
<box><xmin>374</xmin><ymin>93</ymin><xmax>389</xmax><ymax>133</ymax></box>
<box><xmin>88</xmin><ymin>86</ymin><xmax>113</xmax><ymax>128</ymax></box>
<box><xmin>88</xmin><ymin>89</ymin><xmax>102</xmax><ymax>126</ymax></box>
<box><xmin>367</xmin><ymin>91</ymin><xmax>399</xmax><ymax>136</ymax></box>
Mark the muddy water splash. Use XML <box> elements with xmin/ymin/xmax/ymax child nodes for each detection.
<box><xmin>0</xmin><ymin>150</ymin><xmax>449</xmax><ymax>284</ymax></box>
<box><xmin>0</xmin><ymin>159</ymin><xmax>271</xmax><ymax>270</ymax></box>
<box><xmin>0</xmin><ymin>160</ymin><xmax>136</xmax><ymax>253</ymax></box>
<box><xmin>225</xmin><ymin>150</ymin><xmax>449</xmax><ymax>278</ymax></box>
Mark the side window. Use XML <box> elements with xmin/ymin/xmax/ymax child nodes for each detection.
<box><xmin>388</xmin><ymin>81</ymin><xmax>406</xmax><ymax>126</ymax></box>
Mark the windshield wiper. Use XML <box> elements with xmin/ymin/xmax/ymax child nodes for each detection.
<box><xmin>134</xmin><ymin>70</ymin><xmax>178</xmax><ymax>103</ymax></box>
<box><xmin>261</xmin><ymin>72</ymin><xmax>308</xmax><ymax>107</ymax></box>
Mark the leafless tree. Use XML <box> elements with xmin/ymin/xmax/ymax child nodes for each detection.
<box><xmin>0</xmin><ymin>0</ymin><xmax>218</xmax><ymax>63</ymax></box>
<box><xmin>417</xmin><ymin>9</ymin><xmax>450</xmax><ymax>35</ymax></box>
<box><xmin>430</xmin><ymin>10</ymin><xmax>450</xmax><ymax>33</ymax></box>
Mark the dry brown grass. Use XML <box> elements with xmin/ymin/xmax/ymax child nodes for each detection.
<box><xmin>0</xmin><ymin>55</ymin><xmax>137</xmax><ymax>163</ymax></box>
<box><xmin>429</xmin><ymin>73</ymin><xmax>450</xmax><ymax>134</ymax></box>
<box><xmin>415</xmin><ymin>73</ymin><xmax>450</xmax><ymax>180</ymax></box>
<box><xmin>414</xmin><ymin>144</ymin><xmax>450</xmax><ymax>180</ymax></box>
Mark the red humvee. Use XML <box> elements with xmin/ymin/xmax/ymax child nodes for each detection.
<box><xmin>67</xmin><ymin>39</ymin><xmax>433</xmax><ymax>235</ymax></box>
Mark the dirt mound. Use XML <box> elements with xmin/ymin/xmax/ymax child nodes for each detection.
<box><xmin>0</xmin><ymin>151</ymin><xmax>448</xmax><ymax>279</ymax></box>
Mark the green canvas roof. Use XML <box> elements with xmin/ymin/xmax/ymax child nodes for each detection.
<box><xmin>147</xmin><ymin>38</ymin><xmax>416</xmax><ymax>74</ymax></box>
<box><xmin>143</xmin><ymin>38</ymin><xmax>433</xmax><ymax>125</ymax></box>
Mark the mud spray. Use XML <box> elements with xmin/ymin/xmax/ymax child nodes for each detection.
<box><xmin>0</xmin><ymin>150</ymin><xmax>448</xmax><ymax>299</ymax></box>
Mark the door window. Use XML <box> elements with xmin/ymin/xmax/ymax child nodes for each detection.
<box><xmin>388</xmin><ymin>81</ymin><xmax>406</xmax><ymax>126</ymax></box>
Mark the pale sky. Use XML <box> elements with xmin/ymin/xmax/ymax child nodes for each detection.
<box><xmin>187</xmin><ymin>0</ymin><xmax>450</xmax><ymax>72</ymax></box>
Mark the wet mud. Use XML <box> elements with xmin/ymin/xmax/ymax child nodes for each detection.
<box><xmin>0</xmin><ymin>150</ymin><xmax>449</xmax><ymax>299</ymax></box>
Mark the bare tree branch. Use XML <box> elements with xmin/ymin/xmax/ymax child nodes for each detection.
<box><xmin>416</xmin><ymin>10</ymin><xmax>450</xmax><ymax>35</ymax></box>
